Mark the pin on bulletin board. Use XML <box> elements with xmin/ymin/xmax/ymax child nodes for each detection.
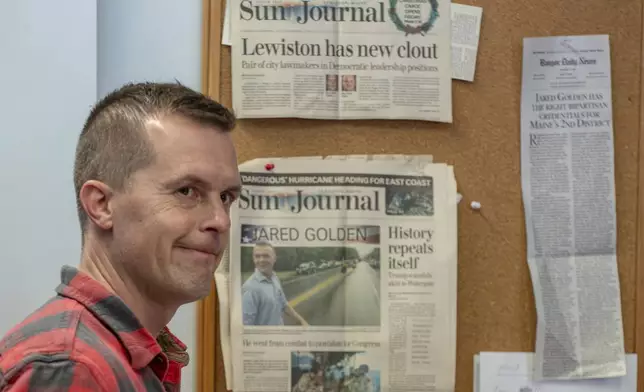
<box><xmin>457</xmin><ymin>192</ymin><xmax>481</xmax><ymax>211</ymax></box>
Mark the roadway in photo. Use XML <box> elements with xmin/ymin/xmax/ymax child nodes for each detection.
<box><xmin>283</xmin><ymin>260</ymin><xmax>381</xmax><ymax>327</ymax></box>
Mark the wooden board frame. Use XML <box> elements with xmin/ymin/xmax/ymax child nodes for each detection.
<box><xmin>196</xmin><ymin>1</ymin><xmax>644</xmax><ymax>391</ymax></box>
<box><xmin>196</xmin><ymin>0</ymin><xmax>223</xmax><ymax>391</ymax></box>
<box><xmin>636</xmin><ymin>2</ymin><xmax>644</xmax><ymax>390</ymax></box>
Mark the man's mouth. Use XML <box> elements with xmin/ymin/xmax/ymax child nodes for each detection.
<box><xmin>178</xmin><ymin>245</ymin><xmax>217</xmax><ymax>257</ymax></box>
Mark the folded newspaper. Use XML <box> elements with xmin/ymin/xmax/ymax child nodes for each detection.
<box><xmin>216</xmin><ymin>155</ymin><xmax>458</xmax><ymax>392</ymax></box>
<box><xmin>230</xmin><ymin>0</ymin><xmax>454</xmax><ymax>122</ymax></box>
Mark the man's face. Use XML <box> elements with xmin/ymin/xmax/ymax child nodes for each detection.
<box><xmin>327</xmin><ymin>76</ymin><xmax>337</xmax><ymax>90</ymax></box>
<box><xmin>342</xmin><ymin>76</ymin><xmax>355</xmax><ymax>91</ymax></box>
<box><xmin>108</xmin><ymin>115</ymin><xmax>241</xmax><ymax>305</ymax></box>
<box><xmin>253</xmin><ymin>245</ymin><xmax>276</xmax><ymax>275</ymax></box>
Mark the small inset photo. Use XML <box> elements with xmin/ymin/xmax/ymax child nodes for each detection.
<box><xmin>341</xmin><ymin>75</ymin><xmax>357</xmax><ymax>92</ymax></box>
<box><xmin>385</xmin><ymin>184</ymin><xmax>434</xmax><ymax>216</ymax></box>
<box><xmin>291</xmin><ymin>351</ymin><xmax>381</xmax><ymax>392</ymax></box>
<box><xmin>326</xmin><ymin>74</ymin><xmax>339</xmax><ymax>92</ymax></box>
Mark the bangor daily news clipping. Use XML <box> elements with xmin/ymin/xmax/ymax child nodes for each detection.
<box><xmin>224</xmin><ymin>157</ymin><xmax>458</xmax><ymax>392</ymax></box>
<box><xmin>230</xmin><ymin>0</ymin><xmax>453</xmax><ymax>122</ymax></box>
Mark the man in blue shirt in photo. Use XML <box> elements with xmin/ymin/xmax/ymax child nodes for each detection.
<box><xmin>242</xmin><ymin>241</ymin><xmax>309</xmax><ymax>326</ymax></box>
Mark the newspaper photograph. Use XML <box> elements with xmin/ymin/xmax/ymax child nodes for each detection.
<box><xmin>230</xmin><ymin>0</ymin><xmax>453</xmax><ymax>122</ymax></box>
<box><xmin>291</xmin><ymin>351</ymin><xmax>380</xmax><ymax>392</ymax></box>
<box><xmin>520</xmin><ymin>35</ymin><xmax>626</xmax><ymax>380</ymax></box>
<box><xmin>226</xmin><ymin>156</ymin><xmax>458</xmax><ymax>392</ymax></box>
<box><xmin>241</xmin><ymin>232</ymin><xmax>382</xmax><ymax>327</ymax></box>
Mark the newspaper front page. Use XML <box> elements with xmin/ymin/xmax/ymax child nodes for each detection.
<box><xmin>226</xmin><ymin>156</ymin><xmax>458</xmax><ymax>392</ymax></box>
<box><xmin>216</xmin><ymin>154</ymin><xmax>441</xmax><ymax>391</ymax></box>
<box><xmin>520</xmin><ymin>35</ymin><xmax>626</xmax><ymax>380</ymax></box>
<box><xmin>230</xmin><ymin>0</ymin><xmax>453</xmax><ymax>122</ymax></box>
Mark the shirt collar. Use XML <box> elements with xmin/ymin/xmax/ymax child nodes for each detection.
<box><xmin>253</xmin><ymin>269</ymin><xmax>274</xmax><ymax>282</ymax></box>
<box><xmin>55</xmin><ymin>265</ymin><xmax>189</xmax><ymax>373</ymax></box>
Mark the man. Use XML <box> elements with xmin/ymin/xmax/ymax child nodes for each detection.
<box><xmin>345</xmin><ymin>365</ymin><xmax>373</xmax><ymax>392</ymax></box>
<box><xmin>341</xmin><ymin>75</ymin><xmax>356</xmax><ymax>92</ymax></box>
<box><xmin>325</xmin><ymin>74</ymin><xmax>338</xmax><ymax>92</ymax></box>
<box><xmin>242</xmin><ymin>241</ymin><xmax>308</xmax><ymax>326</ymax></box>
<box><xmin>0</xmin><ymin>82</ymin><xmax>241</xmax><ymax>391</ymax></box>
<box><xmin>292</xmin><ymin>361</ymin><xmax>324</xmax><ymax>392</ymax></box>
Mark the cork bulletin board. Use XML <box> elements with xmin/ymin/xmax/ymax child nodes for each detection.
<box><xmin>196</xmin><ymin>0</ymin><xmax>644</xmax><ymax>391</ymax></box>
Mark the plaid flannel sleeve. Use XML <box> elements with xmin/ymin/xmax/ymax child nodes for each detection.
<box><xmin>2</xmin><ymin>360</ymin><xmax>106</xmax><ymax>392</ymax></box>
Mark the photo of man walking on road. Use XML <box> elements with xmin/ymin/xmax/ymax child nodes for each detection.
<box><xmin>242</xmin><ymin>241</ymin><xmax>309</xmax><ymax>326</ymax></box>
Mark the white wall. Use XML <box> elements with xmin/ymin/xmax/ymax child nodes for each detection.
<box><xmin>98</xmin><ymin>0</ymin><xmax>203</xmax><ymax>96</ymax></box>
<box><xmin>0</xmin><ymin>1</ymin><xmax>201</xmax><ymax>391</ymax></box>
<box><xmin>0</xmin><ymin>0</ymin><xmax>96</xmax><ymax>333</ymax></box>
<box><xmin>97</xmin><ymin>1</ymin><xmax>203</xmax><ymax>391</ymax></box>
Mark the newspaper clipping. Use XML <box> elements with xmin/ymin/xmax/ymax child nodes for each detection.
<box><xmin>230</xmin><ymin>0</ymin><xmax>453</xmax><ymax>122</ymax></box>
<box><xmin>225</xmin><ymin>156</ymin><xmax>458</xmax><ymax>392</ymax></box>
<box><xmin>450</xmin><ymin>3</ymin><xmax>482</xmax><ymax>82</ymax></box>
<box><xmin>520</xmin><ymin>35</ymin><xmax>626</xmax><ymax>380</ymax></box>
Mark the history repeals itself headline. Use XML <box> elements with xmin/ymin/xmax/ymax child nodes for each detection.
<box><xmin>388</xmin><ymin>225</ymin><xmax>434</xmax><ymax>270</ymax></box>
<box><xmin>238</xmin><ymin>0</ymin><xmax>440</xmax><ymax>60</ymax></box>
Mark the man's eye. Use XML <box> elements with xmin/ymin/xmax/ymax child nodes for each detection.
<box><xmin>178</xmin><ymin>187</ymin><xmax>196</xmax><ymax>197</ymax></box>
<box><xmin>221</xmin><ymin>192</ymin><xmax>236</xmax><ymax>205</ymax></box>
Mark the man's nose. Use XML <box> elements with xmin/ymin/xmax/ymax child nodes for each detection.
<box><xmin>200</xmin><ymin>199</ymin><xmax>231</xmax><ymax>232</ymax></box>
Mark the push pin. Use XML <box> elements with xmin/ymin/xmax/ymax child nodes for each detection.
<box><xmin>470</xmin><ymin>201</ymin><xmax>481</xmax><ymax>211</ymax></box>
<box><xmin>265</xmin><ymin>163</ymin><xmax>275</xmax><ymax>171</ymax></box>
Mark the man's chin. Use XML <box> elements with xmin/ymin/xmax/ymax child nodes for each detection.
<box><xmin>178</xmin><ymin>281</ymin><xmax>214</xmax><ymax>304</ymax></box>
<box><xmin>257</xmin><ymin>267</ymin><xmax>272</xmax><ymax>275</ymax></box>
<box><xmin>170</xmin><ymin>268</ymin><xmax>217</xmax><ymax>302</ymax></box>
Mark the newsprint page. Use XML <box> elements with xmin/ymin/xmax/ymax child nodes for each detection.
<box><xmin>520</xmin><ymin>35</ymin><xmax>626</xmax><ymax>380</ymax></box>
<box><xmin>230</xmin><ymin>0</ymin><xmax>453</xmax><ymax>122</ymax></box>
<box><xmin>224</xmin><ymin>156</ymin><xmax>458</xmax><ymax>392</ymax></box>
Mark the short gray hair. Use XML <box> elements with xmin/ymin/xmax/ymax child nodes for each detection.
<box><xmin>73</xmin><ymin>82</ymin><xmax>236</xmax><ymax>233</ymax></box>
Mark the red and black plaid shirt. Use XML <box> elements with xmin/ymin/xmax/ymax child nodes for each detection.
<box><xmin>0</xmin><ymin>266</ymin><xmax>189</xmax><ymax>391</ymax></box>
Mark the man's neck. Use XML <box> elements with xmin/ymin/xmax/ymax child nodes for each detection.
<box><xmin>78</xmin><ymin>238</ymin><xmax>176</xmax><ymax>337</ymax></box>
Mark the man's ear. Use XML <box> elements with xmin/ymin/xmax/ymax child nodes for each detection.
<box><xmin>79</xmin><ymin>180</ymin><xmax>115</xmax><ymax>230</ymax></box>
